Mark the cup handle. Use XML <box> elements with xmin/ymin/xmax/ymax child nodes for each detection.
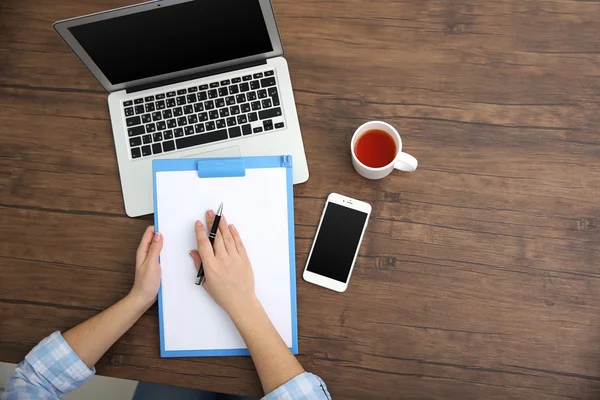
<box><xmin>394</xmin><ymin>152</ymin><xmax>418</xmax><ymax>172</ymax></box>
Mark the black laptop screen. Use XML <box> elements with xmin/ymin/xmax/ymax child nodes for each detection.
<box><xmin>69</xmin><ymin>0</ymin><xmax>274</xmax><ymax>85</ymax></box>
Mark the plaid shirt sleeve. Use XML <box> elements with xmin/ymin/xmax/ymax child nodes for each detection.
<box><xmin>2</xmin><ymin>331</ymin><xmax>95</xmax><ymax>400</ymax></box>
<box><xmin>262</xmin><ymin>372</ymin><xmax>331</xmax><ymax>400</ymax></box>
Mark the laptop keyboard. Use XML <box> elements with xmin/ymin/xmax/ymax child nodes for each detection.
<box><xmin>122</xmin><ymin>70</ymin><xmax>285</xmax><ymax>159</ymax></box>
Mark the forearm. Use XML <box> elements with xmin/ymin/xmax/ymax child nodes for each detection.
<box><xmin>231</xmin><ymin>297</ymin><xmax>305</xmax><ymax>394</ymax></box>
<box><xmin>63</xmin><ymin>293</ymin><xmax>151</xmax><ymax>369</ymax></box>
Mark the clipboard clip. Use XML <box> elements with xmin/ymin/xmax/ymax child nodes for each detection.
<box><xmin>281</xmin><ymin>155</ymin><xmax>292</xmax><ymax>167</ymax></box>
<box><xmin>197</xmin><ymin>158</ymin><xmax>246</xmax><ymax>178</ymax></box>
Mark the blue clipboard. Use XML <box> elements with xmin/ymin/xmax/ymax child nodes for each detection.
<box><xmin>152</xmin><ymin>155</ymin><xmax>298</xmax><ymax>358</ymax></box>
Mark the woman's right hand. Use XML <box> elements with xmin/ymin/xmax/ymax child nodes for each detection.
<box><xmin>190</xmin><ymin>210</ymin><xmax>257</xmax><ymax>319</ymax></box>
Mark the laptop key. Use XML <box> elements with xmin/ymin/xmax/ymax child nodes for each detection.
<box><xmin>264</xmin><ymin>70</ymin><xmax>274</xmax><ymax>77</ymax></box>
<box><xmin>153</xmin><ymin>132</ymin><xmax>163</xmax><ymax>142</ymax></box>
<box><xmin>145</xmin><ymin>95</ymin><xmax>155</xmax><ymax>102</ymax></box>
<box><xmin>209</xmin><ymin>110</ymin><xmax>219</xmax><ymax>120</ymax></box>
<box><xmin>195</xmin><ymin>123</ymin><xmax>205</xmax><ymax>133</ymax></box>
<box><xmin>237</xmin><ymin>115</ymin><xmax>247</xmax><ymax>124</ymax></box>
<box><xmin>166</xmin><ymin>98</ymin><xmax>176</xmax><ymax>107</ymax></box>
<box><xmin>230</xmin><ymin>105</ymin><xmax>240</xmax><ymax>115</ymax></box>
<box><xmin>194</xmin><ymin>103</ymin><xmax>204</xmax><ymax>112</ymax></box>
<box><xmin>198</xmin><ymin>112</ymin><xmax>208</xmax><ymax>121</ymax></box>
<box><xmin>226</xmin><ymin>96</ymin><xmax>235</xmax><ymax>106</ymax></box>
<box><xmin>173</xmin><ymin>107</ymin><xmax>183</xmax><ymax>116</ymax></box>
<box><xmin>220</xmin><ymin>79</ymin><xmax>230</xmax><ymax>86</ymax></box>
<box><xmin>210</xmin><ymin>82</ymin><xmax>219</xmax><ymax>88</ymax></box>
<box><xmin>257</xmin><ymin>89</ymin><xmax>267</xmax><ymax>99</ymax></box>
<box><xmin>218</xmin><ymin>87</ymin><xmax>228</xmax><ymax>97</ymax></box>
<box><xmin>134</xmin><ymin>98</ymin><xmax>144</xmax><ymax>104</ymax></box>
<box><xmin>236</xmin><ymin>94</ymin><xmax>246</xmax><ymax>103</ymax></box>
<box><xmin>131</xmin><ymin>147</ymin><xmax>141</xmax><ymax>158</ymax></box>
<box><xmin>247</xmin><ymin>91</ymin><xmax>257</xmax><ymax>101</ymax></box>
<box><xmin>228</xmin><ymin>126</ymin><xmax>242</xmax><ymax>138</ymax></box>
<box><xmin>152</xmin><ymin>143</ymin><xmax>162</xmax><ymax>154</ymax></box>
<box><xmin>124</xmin><ymin>107</ymin><xmax>134</xmax><ymax>116</ymax></box>
<box><xmin>141</xmin><ymin>114</ymin><xmax>152</xmax><ymax>123</ymax></box>
<box><xmin>206</xmin><ymin>121</ymin><xmax>215</xmax><ymax>131</ymax></box>
<box><xmin>229</xmin><ymin>85</ymin><xmax>239</xmax><ymax>94</ymax></box>
<box><xmin>163</xmin><ymin>140</ymin><xmax>176</xmax><ymax>152</ymax></box>
<box><xmin>259</xmin><ymin>107</ymin><xmax>282</xmax><ymax>120</ymax></box>
<box><xmin>239</xmin><ymin>82</ymin><xmax>250</xmax><ymax>92</ymax></box>
<box><xmin>176</xmin><ymin>96</ymin><xmax>186</xmax><ymax>106</ymax></box>
<box><xmin>241</xmin><ymin>103</ymin><xmax>251</xmax><ymax>113</ymax></box>
<box><xmin>142</xmin><ymin>145</ymin><xmax>152</xmax><ymax>156</ymax></box>
<box><xmin>253</xmin><ymin>73</ymin><xmax>263</xmax><ymax>79</ymax></box>
<box><xmin>177</xmin><ymin>89</ymin><xmax>186</xmax><ymax>95</ymax></box>
<box><xmin>187</xmin><ymin>94</ymin><xmax>197</xmax><ymax>103</ymax></box>
<box><xmin>174</xmin><ymin>128</ymin><xmax>184</xmax><ymax>138</ymax></box>
<box><xmin>219</xmin><ymin>108</ymin><xmax>230</xmax><ymax>118</ymax></box>
<box><xmin>232</xmin><ymin>77</ymin><xmax>241</xmax><ymax>83</ymax></box>
<box><xmin>198</xmin><ymin>91</ymin><xmax>208</xmax><ymax>101</ymax></box>
<box><xmin>145</xmin><ymin>103</ymin><xmax>155</xmax><ymax>112</ymax></box>
<box><xmin>130</xmin><ymin>137</ymin><xmax>142</xmax><ymax>147</ymax></box>
<box><xmin>135</xmin><ymin>105</ymin><xmax>145</xmax><ymax>114</ymax></box>
<box><xmin>166</xmin><ymin>91</ymin><xmax>176</xmax><ymax>97</ymax></box>
<box><xmin>226</xmin><ymin>117</ymin><xmax>237</xmax><ymax>127</ymax></box>
<box><xmin>162</xmin><ymin>109</ymin><xmax>173</xmax><ymax>119</ymax></box>
<box><xmin>242</xmin><ymin>75</ymin><xmax>252</xmax><ymax>81</ymax></box>
<box><xmin>216</xmin><ymin>119</ymin><xmax>226</xmax><ymax>129</ymax></box>
<box><xmin>262</xmin><ymin>99</ymin><xmax>272</xmax><ymax>108</ymax></box>
<box><xmin>275</xmin><ymin>122</ymin><xmax>285</xmax><ymax>129</ymax></box>
<box><xmin>177</xmin><ymin>117</ymin><xmax>187</xmax><ymax>126</ymax></box>
<box><xmin>124</xmin><ymin>100</ymin><xmax>133</xmax><ymax>107</ymax></box>
<box><xmin>215</xmin><ymin>98</ymin><xmax>225</xmax><ymax>108</ymax></box>
<box><xmin>126</xmin><ymin>116</ymin><xmax>141</xmax><ymax>127</ymax></box>
<box><xmin>156</xmin><ymin>93</ymin><xmax>166</xmax><ymax>99</ymax></box>
<box><xmin>261</xmin><ymin>77</ymin><xmax>276</xmax><ymax>87</ymax></box>
<box><xmin>204</xmin><ymin>100</ymin><xmax>215</xmax><ymax>110</ymax></box>
<box><xmin>128</xmin><ymin>125</ymin><xmax>145</xmax><ymax>137</ymax></box>
<box><xmin>199</xmin><ymin>84</ymin><xmax>208</xmax><ymax>90</ymax></box>
<box><xmin>164</xmin><ymin>130</ymin><xmax>174</xmax><ymax>140</ymax></box>
<box><xmin>250</xmin><ymin>81</ymin><xmax>260</xmax><ymax>90</ymax></box>
<box><xmin>253</xmin><ymin>127</ymin><xmax>263</xmax><ymax>133</ymax></box>
<box><xmin>176</xmin><ymin>129</ymin><xmax>228</xmax><ymax>150</ymax></box>
<box><xmin>268</xmin><ymin>87</ymin><xmax>278</xmax><ymax>96</ymax></box>
<box><xmin>242</xmin><ymin>124</ymin><xmax>252</xmax><ymax>135</ymax></box>
<box><xmin>263</xmin><ymin>119</ymin><xmax>274</xmax><ymax>131</ymax></box>
<box><xmin>251</xmin><ymin>101</ymin><xmax>261</xmax><ymax>111</ymax></box>
<box><xmin>156</xmin><ymin>100</ymin><xmax>166</xmax><ymax>110</ymax></box>
<box><xmin>187</xmin><ymin>87</ymin><xmax>197</xmax><ymax>93</ymax></box>
<box><xmin>142</xmin><ymin>134</ymin><xmax>152</xmax><ymax>144</ymax></box>
<box><xmin>185</xmin><ymin>126</ymin><xmax>194</xmax><ymax>135</ymax></box>
<box><xmin>188</xmin><ymin>114</ymin><xmax>198</xmax><ymax>124</ymax></box>
<box><xmin>183</xmin><ymin>105</ymin><xmax>193</xmax><ymax>115</ymax></box>
<box><xmin>152</xmin><ymin>112</ymin><xmax>162</xmax><ymax>121</ymax></box>
<box><xmin>156</xmin><ymin>121</ymin><xmax>166</xmax><ymax>130</ymax></box>
<box><xmin>146</xmin><ymin>123</ymin><xmax>156</xmax><ymax>133</ymax></box>
<box><xmin>272</xmin><ymin>94</ymin><xmax>280</xmax><ymax>106</ymax></box>
<box><xmin>248</xmin><ymin>112</ymin><xmax>258</xmax><ymax>122</ymax></box>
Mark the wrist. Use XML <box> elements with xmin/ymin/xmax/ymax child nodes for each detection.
<box><xmin>125</xmin><ymin>290</ymin><xmax>156</xmax><ymax>314</ymax></box>
<box><xmin>227</xmin><ymin>294</ymin><xmax>263</xmax><ymax>326</ymax></box>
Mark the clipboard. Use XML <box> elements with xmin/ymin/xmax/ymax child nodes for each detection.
<box><xmin>152</xmin><ymin>155</ymin><xmax>298</xmax><ymax>357</ymax></box>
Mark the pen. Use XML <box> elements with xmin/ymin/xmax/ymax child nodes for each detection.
<box><xmin>195</xmin><ymin>202</ymin><xmax>223</xmax><ymax>285</ymax></box>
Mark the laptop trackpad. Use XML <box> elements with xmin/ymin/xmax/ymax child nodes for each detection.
<box><xmin>182</xmin><ymin>146</ymin><xmax>241</xmax><ymax>159</ymax></box>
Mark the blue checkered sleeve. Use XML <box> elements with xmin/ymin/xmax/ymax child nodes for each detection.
<box><xmin>262</xmin><ymin>372</ymin><xmax>331</xmax><ymax>400</ymax></box>
<box><xmin>2</xmin><ymin>331</ymin><xmax>95</xmax><ymax>400</ymax></box>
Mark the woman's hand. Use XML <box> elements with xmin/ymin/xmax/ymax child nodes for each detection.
<box><xmin>190</xmin><ymin>210</ymin><xmax>256</xmax><ymax>319</ymax></box>
<box><xmin>129</xmin><ymin>225</ymin><xmax>163</xmax><ymax>308</ymax></box>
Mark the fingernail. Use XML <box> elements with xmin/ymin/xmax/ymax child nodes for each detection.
<box><xmin>196</xmin><ymin>220</ymin><xmax>202</xmax><ymax>227</ymax></box>
<box><xmin>154</xmin><ymin>232</ymin><xmax>161</xmax><ymax>242</ymax></box>
<box><xmin>208</xmin><ymin>210</ymin><xmax>215</xmax><ymax>217</ymax></box>
<box><xmin>189</xmin><ymin>251</ymin><xmax>193</xmax><ymax>258</ymax></box>
<box><xmin>230</xmin><ymin>224</ymin><xmax>236</xmax><ymax>232</ymax></box>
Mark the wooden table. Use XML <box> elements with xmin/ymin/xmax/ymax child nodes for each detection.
<box><xmin>2</xmin><ymin>0</ymin><xmax>600</xmax><ymax>398</ymax></box>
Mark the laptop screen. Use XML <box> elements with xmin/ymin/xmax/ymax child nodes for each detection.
<box><xmin>68</xmin><ymin>0</ymin><xmax>274</xmax><ymax>85</ymax></box>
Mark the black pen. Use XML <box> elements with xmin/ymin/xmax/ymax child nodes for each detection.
<box><xmin>195</xmin><ymin>202</ymin><xmax>223</xmax><ymax>285</ymax></box>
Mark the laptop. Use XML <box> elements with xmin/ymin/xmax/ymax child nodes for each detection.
<box><xmin>54</xmin><ymin>0</ymin><xmax>309</xmax><ymax>217</ymax></box>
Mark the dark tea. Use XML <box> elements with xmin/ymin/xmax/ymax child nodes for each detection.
<box><xmin>354</xmin><ymin>129</ymin><xmax>397</xmax><ymax>168</ymax></box>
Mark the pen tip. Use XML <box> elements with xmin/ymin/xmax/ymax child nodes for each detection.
<box><xmin>217</xmin><ymin>202</ymin><xmax>223</xmax><ymax>215</ymax></box>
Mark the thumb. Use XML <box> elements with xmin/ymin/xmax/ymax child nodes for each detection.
<box><xmin>147</xmin><ymin>232</ymin><xmax>163</xmax><ymax>261</ymax></box>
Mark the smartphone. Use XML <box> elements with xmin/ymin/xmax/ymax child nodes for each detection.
<box><xmin>303</xmin><ymin>193</ymin><xmax>372</xmax><ymax>292</ymax></box>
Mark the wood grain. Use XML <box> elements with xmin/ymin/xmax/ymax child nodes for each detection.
<box><xmin>2</xmin><ymin>0</ymin><xmax>600</xmax><ymax>398</ymax></box>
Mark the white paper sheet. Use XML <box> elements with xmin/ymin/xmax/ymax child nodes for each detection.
<box><xmin>156</xmin><ymin>168</ymin><xmax>293</xmax><ymax>352</ymax></box>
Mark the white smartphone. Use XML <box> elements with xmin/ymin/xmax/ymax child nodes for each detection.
<box><xmin>303</xmin><ymin>193</ymin><xmax>372</xmax><ymax>292</ymax></box>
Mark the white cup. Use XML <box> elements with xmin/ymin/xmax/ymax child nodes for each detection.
<box><xmin>351</xmin><ymin>121</ymin><xmax>418</xmax><ymax>180</ymax></box>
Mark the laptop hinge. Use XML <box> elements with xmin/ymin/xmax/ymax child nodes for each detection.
<box><xmin>126</xmin><ymin>59</ymin><xmax>268</xmax><ymax>94</ymax></box>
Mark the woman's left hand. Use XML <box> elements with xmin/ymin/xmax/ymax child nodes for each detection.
<box><xmin>129</xmin><ymin>225</ymin><xmax>163</xmax><ymax>308</ymax></box>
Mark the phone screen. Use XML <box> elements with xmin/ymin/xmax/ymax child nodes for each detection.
<box><xmin>306</xmin><ymin>202</ymin><xmax>369</xmax><ymax>282</ymax></box>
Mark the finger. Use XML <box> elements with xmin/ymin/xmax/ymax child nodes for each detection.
<box><xmin>195</xmin><ymin>220</ymin><xmax>216</xmax><ymax>263</ymax></box>
<box><xmin>190</xmin><ymin>250</ymin><xmax>201</xmax><ymax>271</ymax></box>
<box><xmin>229</xmin><ymin>224</ymin><xmax>248</xmax><ymax>260</ymax></box>
<box><xmin>206</xmin><ymin>209</ymin><xmax>226</xmax><ymax>256</ymax></box>
<box><xmin>146</xmin><ymin>231</ymin><xmax>163</xmax><ymax>262</ymax></box>
<box><xmin>136</xmin><ymin>226</ymin><xmax>155</xmax><ymax>267</ymax></box>
<box><xmin>219</xmin><ymin>215</ymin><xmax>237</xmax><ymax>255</ymax></box>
